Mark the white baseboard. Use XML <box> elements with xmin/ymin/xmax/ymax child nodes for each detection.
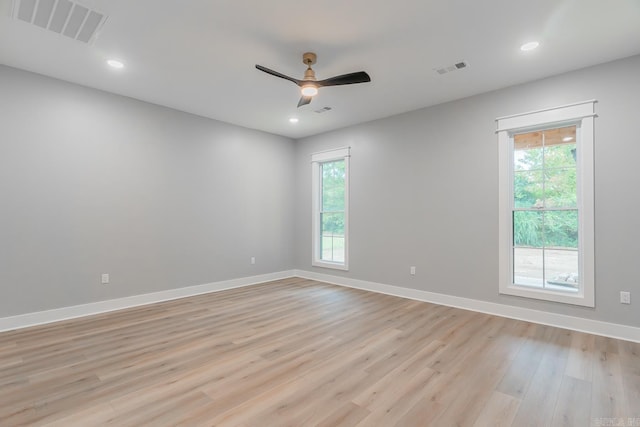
<box><xmin>294</xmin><ymin>269</ymin><xmax>640</xmax><ymax>343</ymax></box>
<box><xmin>4</xmin><ymin>269</ymin><xmax>638</xmax><ymax>343</ymax></box>
<box><xmin>0</xmin><ymin>270</ymin><xmax>296</xmax><ymax>333</ymax></box>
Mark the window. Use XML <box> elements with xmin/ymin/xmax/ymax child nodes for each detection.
<box><xmin>312</xmin><ymin>147</ymin><xmax>349</xmax><ymax>270</ymax></box>
<box><xmin>497</xmin><ymin>101</ymin><xmax>595</xmax><ymax>307</ymax></box>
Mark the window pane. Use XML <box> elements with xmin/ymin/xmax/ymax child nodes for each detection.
<box><xmin>321</xmin><ymin>160</ymin><xmax>345</xmax><ymax>212</ymax></box>
<box><xmin>514</xmin><ymin>144</ymin><xmax>543</xmax><ymax>171</ymax></box>
<box><xmin>544</xmin><ymin>210</ymin><xmax>578</xmax><ymax>249</ymax></box>
<box><xmin>514</xmin><ymin>171</ymin><xmax>543</xmax><ymax>208</ymax></box>
<box><xmin>544</xmin><ymin>143</ymin><xmax>577</xmax><ymax>169</ymax></box>
<box><xmin>513</xmin><ymin>211</ymin><xmax>543</xmax><ymax>247</ymax></box>
<box><xmin>545</xmin><ymin>249</ymin><xmax>579</xmax><ymax>291</ymax></box>
<box><xmin>544</xmin><ymin>168</ymin><xmax>576</xmax><ymax>208</ymax></box>
<box><xmin>321</xmin><ymin>212</ymin><xmax>345</xmax><ymax>262</ymax></box>
<box><xmin>514</xmin><ymin>247</ymin><xmax>544</xmax><ymax>287</ymax></box>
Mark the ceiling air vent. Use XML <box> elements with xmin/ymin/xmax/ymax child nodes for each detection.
<box><xmin>434</xmin><ymin>61</ymin><xmax>469</xmax><ymax>75</ymax></box>
<box><xmin>314</xmin><ymin>107</ymin><xmax>332</xmax><ymax>114</ymax></box>
<box><xmin>12</xmin><ymin>0</ymin><xmax>107</xmax><ymax>44</ymax></box>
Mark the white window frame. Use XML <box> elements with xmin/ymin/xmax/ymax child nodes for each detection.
<box><xmin>311</xmin><ymin>147</ymin><xmax>350</xmax><ymax>271</ymax></box>
<box><xmin>497</xmin><ymin>101</ymin><xmax>596</xmax><ymax>307</ymax></box>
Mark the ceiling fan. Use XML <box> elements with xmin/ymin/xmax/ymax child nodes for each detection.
<box><xmin>255</xmin><ymin>52</ymin><xmax>371</xmax><ymax>108</ymax></box>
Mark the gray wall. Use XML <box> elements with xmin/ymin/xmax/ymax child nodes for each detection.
<box><xmin>0</xmin><ymin>65</ymin><xmax>295</xmax><ymax>317</ymax></box>
<box><xmin>294</xmin><ymin>54</ymin><xmax>640</xmax><ymax>328</ymax></box>
<box><xmin>3</xmin><ymin>55</ymin><xmax>639</xmax><ymax>327</ymax></box>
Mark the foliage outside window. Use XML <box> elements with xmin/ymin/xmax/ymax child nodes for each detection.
<box><xmin>312</xmin><ymin>148</ymin><xmax>349</xmax><ymax>270</ymax></box>
<box><xmin>497</xmin><ymin>101</ymin><xmax>595</xmax><ymax>307</ymax></box>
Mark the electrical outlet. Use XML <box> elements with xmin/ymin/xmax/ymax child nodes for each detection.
<box><xmin>250</xmin><ymin>257</ymin><xmax>256</xmax><ymax>265</ymax></box>
<box><xmin>620</xmin><ymin>291</ymin><xmax>631</xmax><ymax>304</ymax></box>
<box><xmin>410</xmin><ymin>266</ymin><xmax>416</xmax><ymax>276</ymax></box>
<box><xmin>101</xmin><ymin>273</ymin><xmax>110</xmax><ymax>285</ymax></box>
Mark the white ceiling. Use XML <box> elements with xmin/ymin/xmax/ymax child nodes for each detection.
<box><xmin>1</xmin><ymin>0</ymin><xmax>640</xmax><ymax>139</ymax></box>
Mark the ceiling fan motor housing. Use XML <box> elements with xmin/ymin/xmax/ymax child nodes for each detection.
<box><xmin>304</xmin><ymin>68</ymin><xmax>316</xmax><ymax>81</ymax></box>
<box><xmin>303</xmin><ymin>53</ymin><xmax>317</xmax><ymax>81</ymax></box>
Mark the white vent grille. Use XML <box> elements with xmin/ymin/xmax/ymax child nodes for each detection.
<box><xmin>314</xmin><ymin>107</ymin><xmax>332</xmax><ymax>114</ymax></box>
<box><xmin>12</xmin><ymin>0</ymin><xmax>107</xmax><ymax>44</ymax></box>
<box><xmin>434</xmin><ymin>61</ymin><xmax>469</xmax><ymax>75</ymax></box>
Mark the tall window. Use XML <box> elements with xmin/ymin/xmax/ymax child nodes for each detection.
<box><xmin>312</xmin><ymin>147</ymin><xmax>349</xmax><ymax>270</ymax></box>
<box><xmin>497</xmin><ymin>101</ymin><xmax>595</xmax><ymax>307</ymax></box>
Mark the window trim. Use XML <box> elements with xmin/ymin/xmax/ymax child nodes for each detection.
<box><xmin>497</xmin><ymin>101</ymin><xmax>595</xmax><ymax>307</ymax></box>
<box><xmin>311</xmin><ymin>147</ymin><xmax>350</xmax><ymax>271</ymax></box>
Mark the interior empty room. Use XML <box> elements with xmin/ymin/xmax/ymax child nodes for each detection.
<box><xmin>1</xmin><ymin>0</ymin><xmax>640</xmax><ymax>426</ymax></box>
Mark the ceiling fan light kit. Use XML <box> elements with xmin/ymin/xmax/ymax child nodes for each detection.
<box><xmin>256</xmin><ymin>52</ymin><xmax>371</xmax><ymax>108</ymax></box>
<box><xmin>301</xmin><ymin>85</ymin><xmax>318</xmax><ymax>97</ymax></box>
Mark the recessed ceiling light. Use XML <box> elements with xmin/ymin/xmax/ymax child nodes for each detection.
<box><xmin>563</xmin><ymin>136</ymin><xmax>574</xmax><ymax>142</ymax></box>
<box><xmin>107</xmin><ymin>59</ymin><xmax>124</xmax><ymax>69</ymax></box>
<box><xmin>520</xmin><ymin>41</ymin><xmax>539</xmax><ymax>52</ymax></box>
<box><xmin>289</xmin><ymin>117</ymin><xmax>299</xmax><ymax>124</ymax></box>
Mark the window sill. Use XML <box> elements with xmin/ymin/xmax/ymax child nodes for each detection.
<box><xmin>312</xmin><ymin>260</ymin><xmax>349</xmax><ymax>271</ymax></box>
<box><xmin>500</xmin><ymin>284</ymin><xmax>594</xmax><ymax>307</ymax></box>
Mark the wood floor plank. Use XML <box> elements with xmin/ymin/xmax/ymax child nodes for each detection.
<box><xmin>40</xmin><ymin>402</ymin><xmax>116</xmax><ymax>427</ymax></box>
<box><xmin>314</xmin><ymin>402</ymin><xmax>370</xmax><ymax>427</ymax></box>
<box><xmin>0</xmin><ymin>278</ymin><xmax>637</xmax><ymax>426</ymax></box>
<box><xmin>495</xmin><ymin>324</ymin><xmax>551</xmax><ymax>399</ymax></box>
<box><xmin>201</xmin><ymin>328</ymin><xmax>405</xmax><ymax>425</ymax></box>
<box><xmin>472</xmin><ymin>391</ymin><xmax>521</xmax><ymax>427</ymax></box>
<box><xmin>426</xmin><ymin>319</ymin><xmax>522</xmax><ymax>426</ymax></box>
<box><xmin>618</xmin><ymin>340</ymin><xmax>640</xmax><ymax>419</ymax></box>
<box><xmin>550</xmin><ymin>376</ymin><xmax>592</xmax><ymax>427</ymax></box>
<box><xmin>107</xmin><ymin>391</ymin><xmax>213</xmax><ymax>427</ymax></box>
<box><xmin>353</xmin><ymin>366</ymin><xmax>439</xmax><ymax>426</ymax></box>
<box><xmin>510</xmin><ymin>327</ymin><xmax>572</xmax><ymax>427</ymax></box>
<box><xmin>590</xmin><ymin>350</ymin><xmax>628</xmax><ymax>421</ymax></box>
<box><xmin>564</xmin><ymin>331</ymin><xmax>595</xmax><ymax>381</ymax></box>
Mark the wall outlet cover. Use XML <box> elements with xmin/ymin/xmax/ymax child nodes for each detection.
<box><xmin>620</xmin><ymin>291</ymin><xmax>631</xmax><ymax>304</ymax></box>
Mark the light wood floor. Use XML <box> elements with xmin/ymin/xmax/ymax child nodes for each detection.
<box><xmin>0</xmin><ymin>277</ymin><xmax>638</xmax><ymax>426</ymax></box>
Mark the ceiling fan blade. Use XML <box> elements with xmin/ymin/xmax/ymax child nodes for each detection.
<box><xmin>316</xmin><ymin>71</ymin><xmax>371</xmax><ymax>87</ymax></box>
<box><xmin>255</xmin><ymin>65</ymin><xmax>302</xmax><ymax>85</ymax></box>
<box><xmin>297</xmin><ymin>96</ymin><xmax>313</xmax><ymax>108</ymax></box>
